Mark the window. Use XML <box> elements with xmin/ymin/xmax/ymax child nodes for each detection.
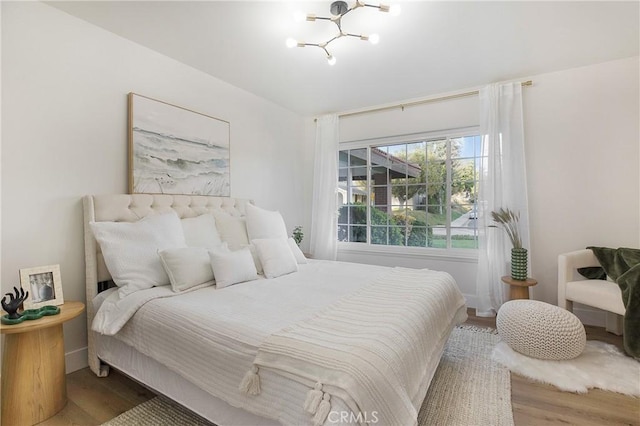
<box><xmin>338</xmin><ymin>132</ymin><xmax>483</xmax><ymax>250</ymax></box>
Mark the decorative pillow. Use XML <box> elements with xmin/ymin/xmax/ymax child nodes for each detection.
<box><xmin>252</xmin><ymin>238</ymin><xmax>298</xmax><ymax>279</ymax></box>
<box><xmin>287</xmin><ymin>238</ymin><xmax>308</xmax><ymax>264</ymax></box>
<box><xmin>245</xmin><ymin>204</ymin><xmax>288</xmax><ymax>241</ymax></box>
<box><xmin>181</xmin><ymin>214</ymin><xmax>222</xmax><ymax>248</ymax></box>
<box><xmin>90</xmin><ymin>212</ymin><xmax>186</xmax><ymax>298</ymax></box>
<box><xmin>209</xmin><ymin>248</ymin><xmax>258</xmax><ymax>289</ymax></box>
<box><xmin>159</xmin><ymin>246</ymin><xmax>224</xmax><ymax>292</ymax></box>
<box><xmin>212</xmin><ymin>211</ymin><xmax>249</xmax><ymax>250</ymax></box>
<box><xmin>239</xmin><ymin>244</ymin><xmax>264</xmax><ymax>274</ymax></box>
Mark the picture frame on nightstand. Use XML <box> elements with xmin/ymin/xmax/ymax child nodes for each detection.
<box><xmin>19</xmin><ymin>264</ymin><xmax>64</xmax><ymax>309</ymax></box>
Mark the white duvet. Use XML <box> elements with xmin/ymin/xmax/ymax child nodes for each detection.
<box><xmin>93</xmin><ymin>260</ymin><xmax>467</xmax><ymax>425</ymax></box>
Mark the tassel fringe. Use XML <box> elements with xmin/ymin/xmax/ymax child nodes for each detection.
<box><xmin>304</xmin><ymin>382</ymin><xmax>324</xmax><ymax>414</ymax></box>
<box><xmin>239</xmin><ymin>365</ymin><xmax>261</xmax><ymax>395</ymax></box>
<box><xmin>313</xmin><ymin>393</ymin><xmax>331</xmax><ymax>426</ymax></box>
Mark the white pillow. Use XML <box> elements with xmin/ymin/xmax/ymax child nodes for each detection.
<box><xmin>245</xmin><ymin>204</ymin><xmax>288</xmax><ymax>241</ymax></box>
<box><xmin>239</xmin><ymin>244</ymin><xmax>264</xmax><ymax>274</ymax></box>
<box><xmin>252</xmin><ymin>238</ymin><xmax>298</xmax><ymax>279</ymax></box>
<box><xmin>158</xmin><ymin>246</ymin><xmax>223</xmax><ymax>292</ymax></box>
<box><xmin>90</xmin><ymin>212</ymin><xmax>186</xmax><ymax>298</ymax></box>
<box><xmin>209</xmin><ymin>248</ymin><xmax>258</xmax><ymax>288</ymax></box>
<box><xmin>287</xmin><ymin>238</ymin><xmax>308</xmax><ymax>264</ymax></box>
<box><xmin>212</xmin><ymin>211</ymin><xmax>249</xmax><ymax>250</ymax></box>
<box><xmin>181</xmin><ymin>214</ymin><xmax>222</xmax><ymax>248</ymax></box>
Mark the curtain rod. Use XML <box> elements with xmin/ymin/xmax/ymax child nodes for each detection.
<box><xmin>314</xmin><ymin>80</ymin><xmax>533</xmax><ymax>122</ymax></box>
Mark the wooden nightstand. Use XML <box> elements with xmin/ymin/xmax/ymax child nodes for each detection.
<box><xmin>1</xmin><ymin>301</ymin><xmax>85</xmax><ymax>426</ymax></box>
<box><xmin>501</xmin><ymin>276</ymin><xmax>537</xmax><ymax>300</ymax></box>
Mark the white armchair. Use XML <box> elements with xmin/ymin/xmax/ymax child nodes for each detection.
<box><xmin>558</xmin><ymin>249</ymin><xmax>624</xmax><ymax>334</ymax></box>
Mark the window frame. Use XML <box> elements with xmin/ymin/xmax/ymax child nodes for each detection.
<box><xmin>338</xmin><ymin>126</ymin><xmax>481</xmax><ymax>261</ymax></box>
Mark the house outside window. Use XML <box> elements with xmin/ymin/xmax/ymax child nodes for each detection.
<box><xmin>338</xmin><ymin>130</ymin><xmax>483</xmax><ymax>251</ymax></box>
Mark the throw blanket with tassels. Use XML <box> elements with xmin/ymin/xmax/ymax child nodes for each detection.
<box><xmin>240</xmin><ymin>268</ymin><xmax>467</xmax><ymax>426</ymax></box>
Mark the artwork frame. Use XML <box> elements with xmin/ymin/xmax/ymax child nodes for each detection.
<box><xmin>128</xmin><ymin>93</ymin><xmax>231</xmax><ymax>196</ymax></box>
<box><xmin>19</xmin><ymin>264</ymin><xmax>64</xmax><ymax>309</ymax></box>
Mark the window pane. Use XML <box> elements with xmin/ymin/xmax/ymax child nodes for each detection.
<box><xmin>405</xmin><ymin>185</ymin><xmax>426</xmax><ymax>206</ymax></box>
<box><xmin>427</xmin><ymin>205</ymin><xmax>447</xmax><ymax>225</ymax></box>
<box><xmin>390</xmin><ymin>184</ymin><xmax>411</xmax><ymax>203</ymax></box>
<box><xmin>351</xmin><ymin>205</ymin><xmax>367</xmax><ymax>225</ymax></box>
<box><xmin>387</xmin><ymin>143</ymin><xmax>406</xmax><ymax>158</ymax></box>
<box><xmin>451</xmin><ymin>136</ymin><xmax>476</xmax><ymax>159</ymax></box>
<box><xmin>371</xmin><ymin>146</ymin><xmax>390</xmax><ymax>167</ymax></box>
<box><xmin>338</xmin><ymin>168</ymin><xmax>349</xmax><ymax>182</ymax></box>
<box><xmin>370</xmin><ymin>206</ymin><xmax>389</xmax><ymax>225</ymax></box>
<box><xmin>388</xmin><ymin>227</ymin><xmax>406</xmax><ymax>246</ymax></box>
<box><xmin>451</xmin><ymin>227</ymin><xmax>478</xmax><ymax>249</ymax></box>
<box><xmin>339</xmin><ymin>150</ymin><xmax>349</xmax><ymax>167</ymax></box>
<box><xmin>427</xmin><ymin>183</ymin><xmax>446</xmax><ymax>205</ymax></box>
<box><xmin>338</xmin><ymin>205</ymin><xmax>348</xmax><ymax>224</ymax></box>
<box><xmin>371</xmin><ymin>166</ymin><xmax>387</xmax><ymax>184</ymax></box>
<box><xmin>392</xmin><ymin>207</ymin><xmax>408</xmax><ymax>227</ymax></box>
<box><xmin>371</xmin><ymin>226</ymin><xmax>387</xmax><ymax>245</ymax></box>
<box><xmin>390</xmin><ymin>173</ymin><xmax>408</xmax><ymax>185</ymax></box>
<box><xmin>350</xmin><ymin>166</ymin><xmax>368</xmax><ymax>181</ymax></box>
<box><xmin>430</xmin><ymin>226</ymin><xmax>446</xmax><ymax>247</ymax></box>
<box><xmin>407</xmin><ymin>226</ymin><xmax>427</xmax><ymax>247</ymax></box>
<box><xmin>371</xmin><ymin>187</ymin><xmax>389</xmax><ymax>206</ymax></box>
<box><xmin>427</xmin><ymin>140</ymin><xmax>446</xmax><ymax>161</ymax></box>
<box><xmin>338</xmin><ymin>225</ymin><xmax>348</xmax><ymax>242</ymax></box>
<box><xmin>349</xmin><ymin>149</ymin><xmax>367</xmax><ymax>166</ymax></box>
<box><xmin>425</xmin><ymin>161</ymin><xmax>446</xmax><ymax>186</ymax></box>
<box><xmin>349</xmin><ymin>226</ymin><xmax>367</xmax><ymax>243</ymax></box>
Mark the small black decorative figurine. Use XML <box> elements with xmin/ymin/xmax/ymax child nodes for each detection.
<box><xmin>1</xmin><ymin>286</ymin><xmax>29</xmax><ymax>320</ymax></box>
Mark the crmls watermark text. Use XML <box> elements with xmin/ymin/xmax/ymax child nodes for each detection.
<box><xmin>327</xmin><ymin>411</ymin><xmax>379</xmax><ymax>424</ymax></box>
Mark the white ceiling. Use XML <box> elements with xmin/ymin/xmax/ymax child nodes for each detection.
<box><xmin>49</xmin><ymin>1</ymin><xmax>639</xmax><ymax>116</ymax></box>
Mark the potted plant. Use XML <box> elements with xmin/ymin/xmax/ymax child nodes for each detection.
<box><xmin>292</xmin><ymin>226</ymin><xmax>304</xmax><ymax>246</ymax></box>
<box><xmin>490</xmin><ymin>208</ymin><xmax>528</xmax><ymax>281</ymax></box>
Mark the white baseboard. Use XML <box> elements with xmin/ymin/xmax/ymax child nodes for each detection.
<box><xmin>463</xmin><ymin>293</ymin><xmax>478</xmax><ymax>310</ymax></box>
<box><xmin>66</xmin><ymin>346</ymin><xmax>88</xmax><ymax>374</ymax></box>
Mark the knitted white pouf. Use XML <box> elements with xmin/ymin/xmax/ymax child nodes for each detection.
<box><xmin>496</xmin><ymin>300</ymin><xmax>586</xmax><ymax>360</ymax></box>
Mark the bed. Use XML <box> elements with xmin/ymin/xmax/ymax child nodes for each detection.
<box><xmin>83</xmin><ymin>194</ymin><xmax>468</xmax><ymax>426</ymax></box>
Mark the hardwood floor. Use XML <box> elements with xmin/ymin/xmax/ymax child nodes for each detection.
<box><xmin>44</xmin><ymin>309</ymin><xmax>639</xmax><ymax>425</ymax></box>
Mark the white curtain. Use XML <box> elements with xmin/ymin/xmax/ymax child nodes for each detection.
<box><xmin>475</xmin><ymin>82</ymin><xmax>531</xmax><ymax>317</ymax></box>
<box><xmin>310</xmin><ymin>114</ymin><xmax>339</xmax><ymax>260</ymax></box>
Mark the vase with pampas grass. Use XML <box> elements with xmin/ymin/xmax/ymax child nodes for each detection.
<box><xmin>490</xmin><ymin>208</ymin><xmax>528</xmax><ymax>281</ymax></box>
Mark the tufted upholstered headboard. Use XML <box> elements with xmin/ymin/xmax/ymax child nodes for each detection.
<box><xmin>82</xmin><ymin>194</ymin><xmax>252</xmax><ymax>376</ymax></box>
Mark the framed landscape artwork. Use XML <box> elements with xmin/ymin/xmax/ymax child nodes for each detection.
<box><xmin>128</xmin><ymin>93</ymin><xmax>230</xmax><ymax>196</ymax></box>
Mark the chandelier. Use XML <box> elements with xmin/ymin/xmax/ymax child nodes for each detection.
<box><xmin>286</xmin><ymin>0</ymin><xmax>401</xmax><ymax>66</ymax></box>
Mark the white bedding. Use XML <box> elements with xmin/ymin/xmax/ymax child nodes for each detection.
<box><xmin>93</xmin><ymin>260</ymin><xmax>467</xmax><ymax>425</ymax></box>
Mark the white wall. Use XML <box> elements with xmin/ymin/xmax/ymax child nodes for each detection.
<box><xmin>525</xmin><ymin>57</ymin><xmax>639</xmax><ymax>324</ymax></box>
<box><xmin>1</xmin><ymin>2</ymin><xmax>305</xmax><ymax>371</ymax></box>
<box><xmin>334</xmin><ymin>57</ymin><xmax>640</xmax><ymax>323</ymax></box>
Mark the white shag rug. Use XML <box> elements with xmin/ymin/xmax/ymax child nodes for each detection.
<box><xmin>103</xmin><ymin>326</ymin><xmax>513</xmax><ymax>426</ymax></box>
<box><xmin>493</xmin><ymin>339</ymin><xmax>640</xmax><ymax>396</ymax></box>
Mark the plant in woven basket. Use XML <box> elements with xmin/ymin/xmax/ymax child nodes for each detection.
<box><xmin>490</xmin><ymin>208</ymin><xmax>528</xmax><ymax>281</ymax></box>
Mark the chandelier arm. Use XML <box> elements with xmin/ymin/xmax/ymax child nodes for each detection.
<box><xmin>288</xmin><ymin>1</ymin><xmax>398</xmax><ymax>64</ymax></box>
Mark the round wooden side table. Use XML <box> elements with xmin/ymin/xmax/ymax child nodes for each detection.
<box><xmin>1</xmin><ymin>301</ymin><xmax>85</xmax><ymax>426</ymax></box>
<box><xmin>501</xmin><ymin>276</ymin><xmax>537</xmax><ymax>300</ymax></box>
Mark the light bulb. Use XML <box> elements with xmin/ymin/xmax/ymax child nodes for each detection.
<box><xmin>389</xmin><ymin>4</ymin><xmax>401</xmax><ymax>16</ymax></box>
<box><xmin>369</xmin><ymin>33</ymin><xmax>380</xmax><ymax>45</ymax></box>
<box><xmin>327</xmin><ymin>55</ymin><xmax>337</xmax><ymax>66</ymax></box>
<box><xmin>286</xmin><ymin>38</ymin><xmax>297</xmax><ymax>48</ymax></box>
<box><xmin>293</xmin><ymin>11</ymin><xmax>306</xmax><ymax>22</ymax></box>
